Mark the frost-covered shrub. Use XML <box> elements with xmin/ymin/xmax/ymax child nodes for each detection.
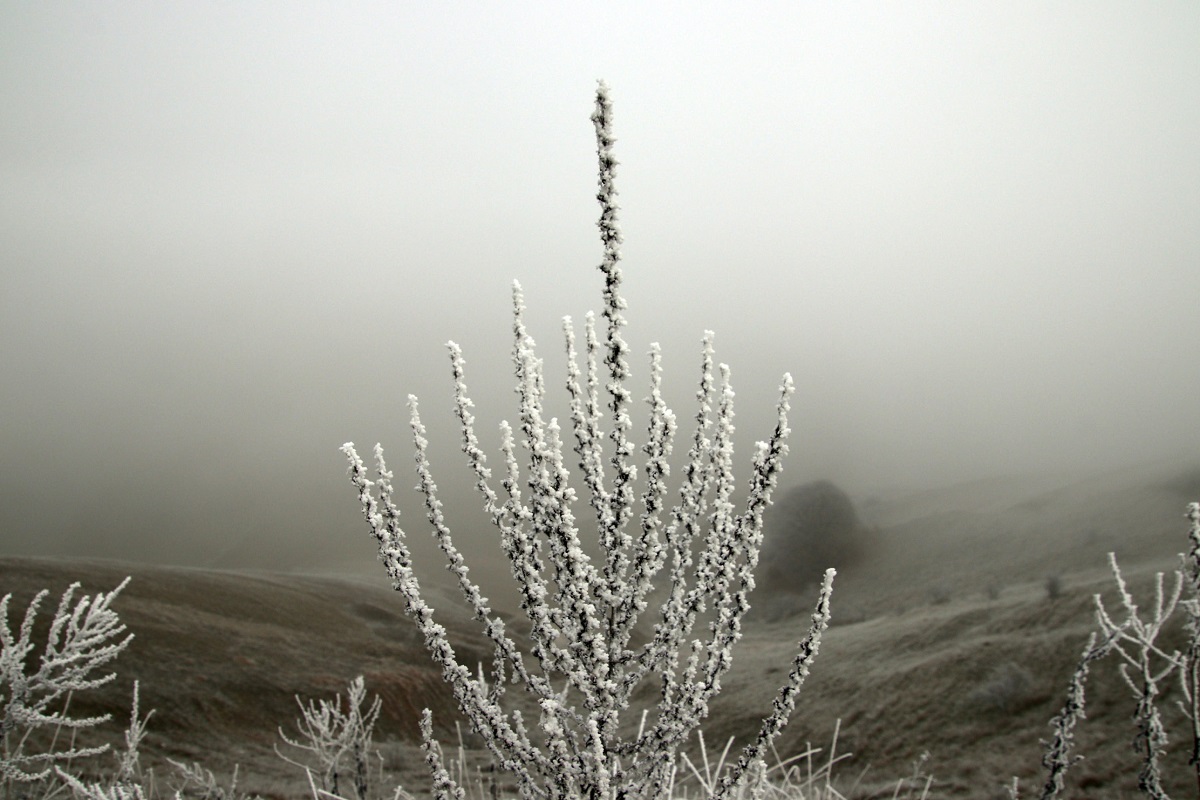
<box><xmin>1022</xmin><ymin>502</ymin><xmax>1200</xmax><ymax>799</ymax></box>
<box><xmin>0</xmin><ymin>579</ymin><xmax>240</xmax><ymax>800</ymax></box>
<box><xmin>343</xmin><ymin>82</ymin><xmax>835</xmax><ymax>800</ymax></box>
<box><xmin>1</xmin><ymin>578</ymin><xmax>132</xmax><ymax>786</ymax></box>
<box><xmin>277</xmin><ymin>675</ymin><xmax>382</xmax><ymax>800</ymax></box>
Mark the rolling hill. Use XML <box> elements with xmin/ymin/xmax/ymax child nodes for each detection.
<box><xmin>3</xmin><ymin>457</ymin><xmax>1199</xmax><ymax>798</ymax></box>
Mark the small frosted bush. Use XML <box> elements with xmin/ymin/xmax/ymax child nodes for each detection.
<box><xmin>1</xmin><ymin>578</ymin><xmax>133</xmax><ymax>785</ymax></box>
<box><xmin>277</xmin><ymin>675</ymin><xmax>382</xmax><ymax>800</ymax></box>
<box><xmin>343</xmin><ymin>82</ymin><xmax>834</xmax><ymax>800</ymax></box>
<box><xmin>1023</xmin><ymin>502</ymin><xmax>1200</xmax><ymax>799</ymax></box>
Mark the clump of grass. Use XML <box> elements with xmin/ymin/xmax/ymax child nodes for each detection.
<box><xmin>675</xmin><ymin>722</ymin><xmax>932</xmax><ymax>800</ymax></box>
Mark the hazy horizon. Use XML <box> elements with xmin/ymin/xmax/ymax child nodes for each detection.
<box><xmin>2</xmin><ymin>3</ymin><xmax>1198</xmax><ymax>574</ymax></box>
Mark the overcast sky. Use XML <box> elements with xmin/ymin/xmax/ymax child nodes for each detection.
<box><xmin>2</xmin><ymin>2</ymin><xmax>1198</xmax><ymax>573</ymax></box>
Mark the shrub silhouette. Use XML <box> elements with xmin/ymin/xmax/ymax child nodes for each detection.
<box><xmin>760</xmin><ymin>480</ymin><xmax>867</xmax><ymax>601</ymax></box>
<box><xmin>967</xmin><ymin>662</ymin><xmax>1038</xmax><ymax>714</ymax></box>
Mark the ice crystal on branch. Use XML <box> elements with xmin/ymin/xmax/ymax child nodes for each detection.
<box><xmin>343</xmin><ymin>81</ymin><xmax>834</xmax><ymax>800</ymax></box>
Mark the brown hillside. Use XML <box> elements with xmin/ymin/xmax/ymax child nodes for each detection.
<box><xmin>4</xmin><ymin>458</ymin><xmax>1200</xmax><ymax>798</ymax></box>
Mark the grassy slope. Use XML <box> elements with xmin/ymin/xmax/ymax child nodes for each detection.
<box><xmin>710</xmin><ymin>457</ymin><xmax>1200</xmax><ymax>798</ymax></box>
<box><xmin>3</xmin><ymin>457</ymin><xmax>1200</xmax><ymax>798</ymax></box>
<box><xmin>0</xmin><ymin>558</ymin><xmax>508</xmax><ymax>797</ymax></box>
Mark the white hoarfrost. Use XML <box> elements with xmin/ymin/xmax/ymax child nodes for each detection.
<box><xmin>1</xmin><ymin>579</ymin><xmax>133</xmax><ymax>783</ymax></box>
<box><xmin>277</xmin><ymin>675</ymin><xmax>383</xmax><ymax>800</ymax></box>
<box><xmin>343</xmin><ymin>81</ymin><xmax>834</xmax><ymax>800</ymax></box>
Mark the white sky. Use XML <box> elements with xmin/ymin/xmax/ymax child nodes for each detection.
<box><xmin>2</xmin><ymin>2</ymin><xmax>1198</xmax><ymax>569</ymax></box>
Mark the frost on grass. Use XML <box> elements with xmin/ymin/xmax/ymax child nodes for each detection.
<box><xmin>343</xmin><ymin>82</ymin><xmax>834</xmax><ymax>800</ymax></box>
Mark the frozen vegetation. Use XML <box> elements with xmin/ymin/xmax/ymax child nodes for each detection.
<box><xmin>1</xmin><ymin>85</ymin><xmax>1198</xmax><ymax>800</ymax></box>
<box><xmin>341</xmin><ymin>81</ymin><xmax>833</xmax><ymax>800</ymax></box>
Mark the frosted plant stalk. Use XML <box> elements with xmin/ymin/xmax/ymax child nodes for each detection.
<box><xmin>1034</xmin><ymin>632</ymin><xmax>1115</xmax><ymax>800</ymax></box>
<box><xmin>343</xmin><ymin>81</ymin><xmax>834</xmax><ymax>800</ymax></box>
